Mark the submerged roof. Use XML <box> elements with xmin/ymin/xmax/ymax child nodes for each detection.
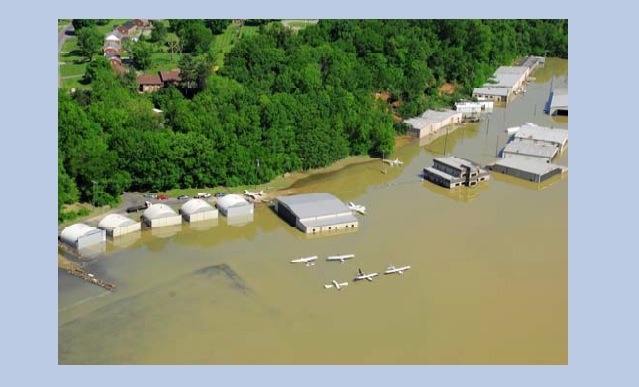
<box><xmin>98</xmin><ymin>214</ymin><xmax>138</xmax><ymax>229</ymax></box>
<box><xmin>277</xmin><ymin>193</ymin><xmax>351</xmax><ymax>220</ymax></box>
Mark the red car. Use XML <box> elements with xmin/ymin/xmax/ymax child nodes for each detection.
<box><xmin>157</xmin><ymin>194</ymin><xmax>169</xmax><ymax>200</ymax></box>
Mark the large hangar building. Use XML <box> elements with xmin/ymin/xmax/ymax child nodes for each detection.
<box><xmin>275</xmin><ymin>193</ymin><xmax>358</xmax><ymax>234</ymax></box>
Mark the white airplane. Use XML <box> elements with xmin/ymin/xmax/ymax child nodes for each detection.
<box><xmin>383</xmin><ymin>158</ymin><xmax>404</xmax><ymax>167</ymax></box>
<box><xmin>384</xmin><ymin>265</ymin><xmax>411</xmax><ymax>275</ymax></box>
<box><xmin>324</xmin><ymin>280</ymin><xmax>349</xmax><ymax>291</ymax></box>
<box><xmin>326</xmin><ymin>254</ymin><xmax>355</xmax><ymax>263</ymax></box>
<box><xmin>290</xmin><ymin>255</ymin><xmax>318</xmax><ymax>266</ymax></box>
<box><xmin>354</xmin><ymin>268</ymin><xmax>380</xmax><ymax>282</ymax></box>
<box><xmin>347</xmin><ymin>202</ymin><xmax>366</xmax><ymax>215</ymax></box>
<box><xmin>243</xmin><ymin>190</ymin><xmax>264</xmax><ymax>199</ymax></box>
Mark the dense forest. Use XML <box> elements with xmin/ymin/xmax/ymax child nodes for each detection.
<box><xmin>58</xmin><ymin>19</ymin><xmax>568</xmax><ymax>220</ymax></box>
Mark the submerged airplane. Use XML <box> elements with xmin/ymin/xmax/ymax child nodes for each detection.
<box><xmin>324</xmin><ymin>280</ymin><xmax>349</xmax><ymax>291</ymax></box>
<box><xmin>243</xmin><ymin>190</ymin><xmax>264</xmax><ymax>199</ymax></box>
<box><xmin>354</xmin><ymin>268</ymin><xmax>380</xmax><ymax>282</ymax></box>
<box><xmin>290</xmin><ymin>255</ymin><xmax>318</xmax><ymax>266</ymax></box>
<box><xmin>383</xmin><ymin>158</ymin><xmax>404</xmax><ymax>167</ymax></box>
<box><xmin>384</xmin><ymin>265</ymin><xmax>411</xmax><ymax>275</ymax></box>
<box><xmin>326</xmin><ymin>254</ymin><xmax>355</xmax><ymax>263</ymax></box>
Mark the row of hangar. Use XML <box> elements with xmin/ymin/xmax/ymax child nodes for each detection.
<box><xmin>60</xmin><ymin>194</ymin><xmax>254</xmax><ymax>250</ymax></box>
<box><xmin>60</xmin><ymin>193</ymin><xmax>362</xmax><ymax>251</ymax></box>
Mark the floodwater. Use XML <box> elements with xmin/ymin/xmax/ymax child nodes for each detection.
<box><xmin>58</xmin><ymin>59</ymin><xmax>568</xmax><ymax>365</ymax></box>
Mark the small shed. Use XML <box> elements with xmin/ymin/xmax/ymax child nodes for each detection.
<box><xmin>98</xmin><ymin>214</ymin><xmax>141</xmax><ymax>237</ymax></box>
<box><xmin>180</xmin><ymin>199</ymin><xmax>218</xmax><ymax>223</ymax></box>
<box><xmin>216</xmin><ymin>194</ymin><xmax>254</xmax><ymax>218</ymax></box>
<box><xmin>60</xmin><ymin>223</ymin><xmax>106</xmax><ymax>249</ymax></box>
<box><xmin>142</xmin><ymin>204</ymin><xmax>182</xmax><ymax>228</ymax></box>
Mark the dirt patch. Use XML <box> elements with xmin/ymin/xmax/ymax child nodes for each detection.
<box><xmin>439</xmin><ymin>82</ymin><xmax>456</xmax><ymax>95</ymax></box>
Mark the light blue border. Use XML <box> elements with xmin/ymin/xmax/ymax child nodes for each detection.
<box><xmin>5</xmin><ymin>1</ymin><xmax>634</xmax><ymax>385</ymax></box>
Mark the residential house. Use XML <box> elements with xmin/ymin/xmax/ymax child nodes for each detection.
<box><xmin>138</xmin><ymin>74</ymin><xmax>163</xmax><ymax>93</ymax></box>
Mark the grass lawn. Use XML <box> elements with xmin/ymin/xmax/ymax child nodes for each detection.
<box><xmin>61</xmin><ymin>77</ymin><xmax>88</xmax><ymax>89</ymax></box>
<box><xmin>147</xmin><ymin>53</ymin><xmax>183</xmax><ymax>73</ymax></box>
<box><xmin>60</xmin><ymin>63</ymin><xmax>87</xmax><ymax>77</ymax></box>
<box><xmin>96</xmin><ymin>19</ymin><xmax>130</xmax><ymax>35</ymax></box>
<box><xmin>61</xmin><ymin>37</ymin><xmax>79</xmax><ymax>53</ymax></box>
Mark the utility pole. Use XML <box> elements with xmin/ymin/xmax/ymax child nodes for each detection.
<box><xmin>444</xmin><ymin>127</ymin><xmax>449</xmax><ymax>155</ymax></box>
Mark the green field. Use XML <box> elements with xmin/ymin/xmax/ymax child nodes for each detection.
<box><xmin>96</xmin><ymin>19</ymin><xmax>130</xmax><ymax>35</ymax></box>
<box><xmin>60</xmin><ymin>63</ymin><xmax>87</xmax><ymax>77</ymax></box>
<box><xmin>147</xmin><ymin>53</ymin><xmax>183</xmax><ymax>73</ymax></box>
<box><xmin>61</xmin><ymin>77</ymin><xmax>88</xmax><ymax>89</ymax></box>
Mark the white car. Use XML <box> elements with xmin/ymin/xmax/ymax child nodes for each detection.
<box><xmin>196</xmin><ymin>193</ymin><xmax>211</xmax><ymax>198</ymax></box>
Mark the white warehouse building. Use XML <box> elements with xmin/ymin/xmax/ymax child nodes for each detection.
<box><xmin>142</xmin><ymin>203</ymin><xmax>182</xmax><ymax>228</ymax></box>
<box><xmin>275</xmin><ymin>193</ymin><xmax>358</xmax><ymax>234</ymax></box>
<box><xmin>60</xmin><ymin>223</ymin><xmax>106</xmax><ymax>249</ymax></box>
<box><xmin>98</xmin><ymin>214</ymin><xmax>141</xmax><ymax>237</ymax></box>
<box><xmin>216</xmin><ymin>194</ymin><xmax>254</xmax><ymax>218</ymax></box>
<box><xmin>180</xmin><ymin>198</ymin><xmax>218</xmax><ymax>223</ymax></box>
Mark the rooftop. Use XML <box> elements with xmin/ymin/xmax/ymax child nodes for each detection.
<box><xmin>277</xmin><ymin>193</ymin><xmax>351</xmax><ymax>220</ymax></box>
<box><xmin>98</xmin><ymin>214</ymin><xmax>138</xmax><ymax>229</ymax></box>
<box><xmin>514</xmin><ymin>123</ymin><xmax>568</xmax><ymax>146</ymax></box>
<box><xmin>503</xmin><ymin>141</ymin><xmax>559</xmax><ymax>159</ymax></box>
<box><xmin>403</xmin><ymin>109</ymin><xmax>460</xmax><ymax>129</ymax></box>
<box><xmin>137</xmin><ymin>74</ymin><xmax>162</xmax><ymax>85</ymax></box>
<box><xmin>473</xmin><ymin>87</ymin><xmax>510</xmax><ymax>97</ymax></box>
<box><xmin>434</xmin><ymin>156</ymin><xmax>482</xmax><ymax>170</ymax></box>
<box><xmin>550</xmin><ymin>88</ymin><xmax>568</xmax><ymax>109</ymax></box>
<box><xmin>159</xmin><ymin>70</ymin><xmax>181</xmax><ymax>83</ymax></box>
<box><xmin>492</xmin><ymin>158</ymin><xmax>564</xmax><ymax>176</ymax></box>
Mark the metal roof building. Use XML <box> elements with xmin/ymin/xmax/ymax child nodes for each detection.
<box><xmin>513</xmin><ymin>123</ymin><xmax>568</xmax><ymax>152</ymax></box>
<box><xmin>502</xmin><ymin>141</ymin><xmax>560</xmax><ymax>162</ymax></box>
<box><xmin>216</xmin><ymin>194</ymin><xmax>254</xmax><ymax>218</ymax></box>
<box><xmin>180</xmin><ymin>198</ymin><xmax>218</xmax><ymax>223</ymax></box>
<box><xmin>98</xmin><ymin>214</ymin><xmax>141</xmax><ymax>237</ymax></box>
<box><xmin>142</xmin><ymin>203</ymin><xmax>182</xmax><ymax>228</ymax></box>
<box><xmin>403</xmin><ymin>109</ymin><xmax>462</xmax><ymax>139</ymax></box>
<box><xmin>60</xmin><ymin>223</ymin><xmax>106</xmax><ymax>249</ymax></box>
<box><xmin>275</xmin><ymin>193</ymin><xmax>358</xmax><ymax>234</ymax></box>
<box><xmin>547</xmin><ymin>88</ymin><xmax>568</xmax><ymax>116</ymax></box>
<box><xmin>489</xmin><ymin>158</ymin><xmax>567</xmax><ymax>183</ymax></box>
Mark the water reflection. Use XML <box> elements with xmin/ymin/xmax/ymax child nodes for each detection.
<box><xmin>422</xmin><ymin>180</ymin><xmax>489</xmax><ymax>203</ymax></box>
<box><xmin>109</xmin><ymin>230</ymin><xmax>142</xmax><ymax>249</ymax></box>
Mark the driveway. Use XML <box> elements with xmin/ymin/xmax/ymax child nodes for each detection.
<box><xmin>58</xmin><ymin>23</ymin><xmax>74</xmax><ymax>87</ymax></box>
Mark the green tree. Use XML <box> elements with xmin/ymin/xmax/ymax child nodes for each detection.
<box><xmin>83</xmin><ymin>56</ymin><xmax>113</xmax><ymax>84</ymax></box>
<box><xmin>150</xmin><ymin>22</ymin><xmax>167</xmax><ymax>43</ymax></box>
<box><xmin>205</xmin><ymin>19</ymin><xmax>232</xmax><ymax>35</ymax></box>
<box><xmin>76</xmin><ymin>25</ymin><xmax>103</xmax><ymax>62</ymax></box>
<box><xmin>132</xmin><ymin>41</ymin><xmax>153</xmax><ymax>70</ymax></box>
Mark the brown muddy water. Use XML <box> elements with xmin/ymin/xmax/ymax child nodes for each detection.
<box><xmin>58</xmin><ymin>59</ymin><xmax>568</xmax><ymax>365</ymax></box>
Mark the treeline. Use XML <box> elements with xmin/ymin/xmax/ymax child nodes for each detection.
<box><xmin>58</xmin><ymin>19</ymin><xmax>567</xmax><ymax>219</ymax></box>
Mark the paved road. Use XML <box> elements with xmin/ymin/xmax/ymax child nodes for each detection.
<box><xmin>58</xmin><ymin>23</ymin><xmax>74</xmax><ymax>87</ymax></box>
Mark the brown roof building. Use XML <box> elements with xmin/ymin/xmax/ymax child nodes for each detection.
<box><xmin>159</xmin><ymin>70</ymin><xmax>181</xmax><ymax>86</ymax></box>
<box><xmin>137</xmin><ymin>74</ymin><xmax>163</xmax><ymax>93</ymax></box>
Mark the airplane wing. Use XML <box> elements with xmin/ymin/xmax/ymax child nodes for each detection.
<box><xmin>365</xmin><ymin>276</ymin><xmax>373</xmax><ymax>282</ymax></box>
<box><xmin>324</xmin><ymin>284</ymin><xmax>334</xmax><ymax>289</ymax></box>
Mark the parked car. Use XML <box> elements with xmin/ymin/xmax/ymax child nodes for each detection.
<box><xmin>214</xmin><ymin>192</ymin><xmax>227</xmax><ymax>198</ymax></box>
<box><xmin>177</xmin><ymin>195</ymin><xmax>190</xmax><ymax>200</ymax></box>
<box><xmin>143</xmin><ymin>193</ymin><xmax>157</xmax><ymax>198</ymax></box>
<box><xmin>157</xmin><ymin>194</ymin><xmax>169</xmax><ymax>200</ymax></box>
<box><xmin>196</xmin><ymin>192</ymin><xmax>211</xmax><ymax>198</ymax></box>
